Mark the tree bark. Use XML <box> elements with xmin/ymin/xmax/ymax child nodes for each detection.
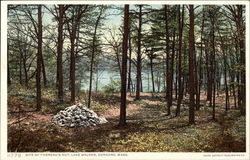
<box><xmin>88</xmin><ymin>6</ymin><xmax>103</xmax><ymax>108</ymax></box>
<box><xmin>164</xmin><ymin>5</ymin><xmax>171</xmax><ymax>115</ymax></box>
<box><xmin>70</xmin><ymin>34</ymin><xmax>76</xmax><ymax>104</ymax></box>
<box><xmin>170</xmin><ymin>28</ymin><xmax>176</xmax><ymax>107</ymax></box>
<box><xmin>8</xmin><ymin>53</ymin><xmax>11</xmax><ymax>85</ymax></box>
<box><xmin>188</xmin><ymin>5</ymin><xmax>195</xmax><ymax>124</ymax></box>
<box><xmin>176</xmin><ymin>5</ymin><xmax>184</xmax><ymax>117</ymax></box>
<box><xmin>237</xmin><ymin>5</ymin><xmax>245</xmax><ymax>116</ymax></box>
<box><xmin>197</xmin><ymin>7</ymin><xmax>204</xmax><ymax>110</ymax></box>
<box><xmin>150</xmin><ymin>57</ymin><xmax>155</xmax><ymax>93</ymax></box>
<box><xmin>57</xmin><ymin>5</ymin><xmax>65</xmax><ymax>102</ymax></box>
<box><xmin>219</xmin><ymin>30</ymin><xmax>229</xmax><ymax>111</ymax></box>
<box><xmin>119</xmin><ymin>4</ymin><xmax>129</xmax><ymax>128</ymax></box>
<box><xmin>19</xmin><ymin>56</ymin><xmax>22</xmax><ymax>85</ymax></box>
<box><xmin>36</xmin><ymin>5</ymin><xmax>42</xmax><ymax>111</ymax></box>
<box><xmin>41</xmin><ymin>53</ymin><xmax>47</xmax><ymax>87</ymax></box>
<box><xmin>127</xmin><ymin>31</ymin><xmax>132</xmax><ymax>92</ymax></box>
<box><xmin>210</xmin><ymin>11</ymin><xmax>216</xmax><ymax>120</ymax></box>
<box><xmin>135</xmin><ymin>5</ymin><xmax>142</xmax><ymax>100</ymax></box>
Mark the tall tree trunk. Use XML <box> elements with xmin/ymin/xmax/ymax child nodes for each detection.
<box><xmin>188</xmin><ymin>5</ymin><xmax>195</xmax><ymax>124</ymax></box>
<box><xmin>150</xmin><ymin>57</ymin><xmax>155</xmax><ymax>93</ymax></box>
<box><xmin>68</xmin><ymin>17</ymin><xmax>78</xmax><ymax>104</ymax></box>
<box><xmin>70</xmin><ymin>37</ymin><xmax>76</xmax><ymax>104</ymax></box>
<box><xmin>22</xmin><ymin>51</ymin><xmax>28</xmax><ymax>87</ymax></box>
<box><xmin>140</xmin><ymin>75</ymin><xmax>143</xmax><ymax>92</ymax></box>
<box><xmin>157</xmin><ymin>67</ymin><xmax>161</xmax><ymax>92</ymax></box>
<box><xmin>183</xmin><ymin>42</ymin><xmax>187</xmax><ymax>97</ymax></box>
<box><xmin>232</xmin><ymin>76</ymin><xmax>237</xmax><ymax>108</ymax></box>
<box><xmin>67</xmin><ymin>6</ymin><xmax>88</xmax><ymax>104</ymax></box>
<box><xmin>176</xmin><ymin>5</ymin><xmax>184</xmax><ymax>116</ymax></box>
<box><xmin>212</xmin><ymin>58</ymin><xmax>216</xmax><ymax>120</ymax></box>
<box><xmin>164</xmin><ymin>5</ymin><xmax>171</xmax><ymax>115</ymax></box>
<box><xmin>237</xmin><ymin>72</ymin><xmax>241</xmax><ymax>107</ymax></box>
<box><xmin>36</xmin><ymin>5</ymin><xmax>42</xmax><ymax>111</ymax></box>
<box><xmin>127</xmin><ymin>31</ymin><xmax>132</xmax><ymax>91</ymax></box>
<box><xmin>170</xmin><ymin>28</ymin><xmax>176</xmax><ymax>106</ymax></box>
<box><xmin>41</xmin><ymin>53</ymin><xmax>47</xmax><ymax>87</ymax></box>
<box><xmin>135</xmin><ymin>5</ymin><xmax>142</xmax><ymax>100</ymax></box>
<box><xmin>175</xmin><ymin>59</ymin><xmax>178</xmax><ymax>100</ymax></box>
<box><xmin>237</xmin><ymin>5</ymin><xmax>245</xmax><ymax>116</ymax></box>
<box><xmin>19</xmin><ymin>57</ymin><xmax>22</xmax><ymax>85</ymax></box>
<box><xmin>95</xmin><ymin>67</ymin><xmax>99</xmax><ymax>92</ymax></box>
<box><xmin>88</xmin><ymin>37</ymin><xmax>95</xmax><ymax>107</ymax></box>
<box><xmin>57</xmin><ymin>5</ymin><xmax>64</xmax><ymax>102</ymax></box>
<box><xmin>88</xmin><ymin>7</ymin><xmax>103</xmax><ymax>108</ymax></box>
<box><xmin>224</xmin><ymin>66</ymin><xmax>229</xmax><ymax>111</ymax></box>
<box><xmin>205</xmin><ymin>48</ymin><xmax>211</xmax><ymax>101</ymax></box>
<box><xmin>8</xmin><ymin>53</ymin><xmax>11</xmax><ymax>85</ymax></box>
<box><xmin>119</xmin><ymin>4</ymin><xmax>129</xmax><ymax>128</ymax></box>
<box><xmin>115</xmin><ymin>47</ymin><xmax>122</xmax><ymax>79</ymax></box>
<box><xmin>197</xmin><ymin>7</ymin><xmax>204</xmax><ymax>110</ymax></box>
<box><xmin>194</xmin><ymin>42</ymin><xmax>198</xmax><ymax>110</ymax></box>
<box><xmin>219</xmin><ymin>30</ymin><xmax>229</xmax><ymax>112</ymax></box>
<box><xmin>211</xmin><ymin>14</ymin><xmax>216</xmax><ymax>120</ymax></box>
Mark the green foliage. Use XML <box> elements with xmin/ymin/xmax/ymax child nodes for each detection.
<box><xmin>102</xmin><ymin>121</ymin><xmax>221</xmax><ymax>152</ymax></box>
<box><xmin>90</xmin><ymin>101</ymin><xmax>108</xmax><ymax>114</ymax></box>
<box><xmin>231</xmin><ymin>64</ymin><xmax>245</xmax><ymax>72</ymax></box>
<box><xmin>227</xmin><ymin>116</ymin><xmax>246</xmax><ymax>143</ymax></box>
<box><xmin>102</xmin><ymin>78</ymin><xmax>120</xmax><ymax>94</ymax></box>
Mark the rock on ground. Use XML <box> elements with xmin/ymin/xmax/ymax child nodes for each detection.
<box><xmin>51</xmin><ymin>104</ymin><xmax>108</xmax><ymax>127</ymax></box>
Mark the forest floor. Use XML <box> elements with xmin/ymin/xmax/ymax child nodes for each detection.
<box><xmin>7</xmin><ymin>85</ymin><xmax>246</xmax><ymax>152</ymax></box>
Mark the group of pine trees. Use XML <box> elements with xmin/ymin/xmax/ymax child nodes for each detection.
<box><xmin>119</xmin><ymin>4</ymin><xmax>245</xmax><ymax>127</ymax></box>
<box><xmin>7</xmin><ymin>4</ymin><xmax>245</xmax><ymax>128</ymax></box>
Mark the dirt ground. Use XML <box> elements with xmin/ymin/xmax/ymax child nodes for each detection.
<box><xmin>7</xmin><ymin>92</ymin><xmax>245</xmax><ymax>152</ymax></box>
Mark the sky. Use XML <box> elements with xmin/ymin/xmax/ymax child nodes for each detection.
<box><xmin>42</xmin><ymin>4</ymin><xmax>163</xmax><ymax>29</ymax></box>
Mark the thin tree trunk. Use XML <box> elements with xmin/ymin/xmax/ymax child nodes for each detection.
<box><xmin>219</xmin><ymin>30</ymin><xmax>229</xmax><ymax>112</ymax></box>
<box><xmin>23</xmin><ymin>55</ymin><xmax>28</xmax><ymax>87</ymax></box>
<box><xmin>237</xmin><ymin>5</ymin><xmax>245</xmax><ymax>116</ymax></box>
<box><xmin>135</xmin><ymin>5</ymin><xmax>142</xmax><ymax>100</ymax></box>
<box><xmin>211</xmin><ymin>14</ymin><xmax>216</xmax><ymax>120</ymax></box>
<box><xmin>176</xmin><ymin>5</ymin><xmax>184</xmax><ymax>116</ymax></box>
<box><xmin>41</xmin><ymin>53</ymin><xmax>47</xmax><ymax>87</ymax></box>
<box><xmin>194</xmin><ymin>42</ymin><xmax>198</xmax><ymax>110</ymax></box>
<box><xmin>197</xmin><ymin>8</ymin><xmax>204</xmax><ymax>110</ymax></box>
<box><xmin>164</xmin><ymin>5</ymin><xmax>171</xmax><ymax>115</ymax></box>
<box><xmin>19</xmin><ymin>57</ymin><xmax>22</xmax><ymax>85</ymax></box>
<box><xmin>70</xmin><ymin>37</ymin><xmax>76</xmax><ymax>104</ymax></box>
<box><xmin>150</xmin><ymin>57</ymin><xmax>155</xmax><ymax>93</ymax></box>
<box><xmin>170</xmin><ymin>28</ymin><xmax>176</xmax><ymax>107</ymax></box>
<box><xmin>175</xmin><ymin>60</ymin><xmax>178</xmax><ymax>100</ymax></box>
<box><xmin>36</xmin><ymin>5</ymin><xmax>42</xmax><ymax>111</ymax></box>
<box><xmin>119</xmin><ymin>4</ymin><xmax>129</xmax><ymax>128</ymax></box>
<box><xmin>115</xmin><ymin>47</ymin><xmax>122</xmax><ymax>79</ymax></box>
<box><xmin>205</xmin><ymin>43</ymin><xmax>212</xmax><ymax>101</ymax></box>
<box><xmin>96</xmin><ymin>68</ymin><xmax>98</xmax><ymax>92</ymax></box>
<box><xmin>88</xmin><ymin>40</ymin><xmax>95</xmax><ymax>107</ymax></box>
<box><xmin>67</xmin><ymin>6</ymin><xmax>88</xmax><ymax>104</ymax></box>
<box><xmin>8</xmin><ymin>54</ymin><xmax>11</xmax><ymax>85</ymax></box>
<box><xmin>88</xmin><ymin>7</ymin><xmax>103</xmax><ymax>108</ymax></box>
<box><xmin>127</xmin><ymin>31</ymin><xmax>132</xmax><ymax>91</ymax></box>
<box><xmin>57</xmin><ymin>5</ymin><xmax>64</xmax><ymax>102</ymax></box>
<box><xmin>183</xmin><ymin>42</ymin><xmax>187</xmax><ymax>97</ymax></box>
<box><xmin>188</xmin><ymin>5</ymin><xmax>195</xmax><ymax>124</ymax></box>
<box><xmin>140</xmin><ymin>76</ymin><xmax>143</xmax><ymax>92</ymax></box>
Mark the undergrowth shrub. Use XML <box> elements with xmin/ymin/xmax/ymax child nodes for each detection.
<box><xmin>227</xmin><ymin>116</ymin><xmax>246</xmax><ymax>143</ymax></box>
<box><xmin>91</xmin><ymin>101</ymin><xmax>108</xmax><ymax>114</ymax></box>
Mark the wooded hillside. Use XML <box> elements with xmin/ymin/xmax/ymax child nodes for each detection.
<box><xmin>7</xmin><ymin>4</ymin><xmax>246</xmax><ymax>152</ymax></box>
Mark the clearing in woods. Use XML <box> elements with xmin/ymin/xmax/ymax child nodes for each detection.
<box><xmin>8</xmin><ymin>90</ymin><xmax>245</xmax><ymax>152</ymax></box>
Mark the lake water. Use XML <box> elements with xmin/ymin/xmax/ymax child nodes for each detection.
<box><xmin>81</xmin><ymin>70</ymin><xmax>166</xmax><ymax>92</ymax></box>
